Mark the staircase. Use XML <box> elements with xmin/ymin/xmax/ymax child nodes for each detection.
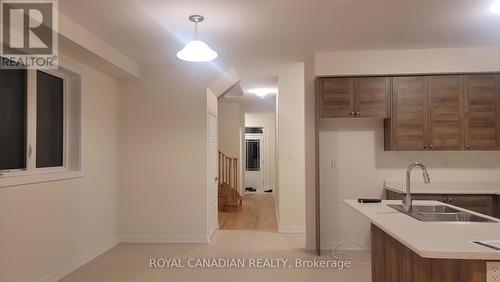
<box><xmin>218</xmin><ymin>151</ymin><xmax>242</xmax><ymax>212</ymax></box>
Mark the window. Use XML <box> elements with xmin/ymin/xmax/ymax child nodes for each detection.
<box><xmin>245</xmin><ymin>127</ymin><xmax>263</xmax><ymax>134</ymax></box>
<box><xmin>0</xmin><ymin>67</ymin><xmax>27</xmax><ymax>171</ymax></box>
<box><xmin>0</xmin><ymin>61</ymin><xmax>82</xmax><ymax>187</ymax></box>
<box><xmin>246</xmin><ymin>139</ymin><xmax>260</xmax><ymax>171</ymax></box>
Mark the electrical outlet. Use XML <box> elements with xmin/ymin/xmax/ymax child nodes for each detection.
<box><xmin>487</xmin><ymin>261</ymin><xmax>500</xmax><ymax>282</ymax></box>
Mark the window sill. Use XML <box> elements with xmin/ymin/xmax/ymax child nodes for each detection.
<box><xmin>0</xmin><ymin>170</ymin><xmax>83</xmax><ymax>188</ymax></box>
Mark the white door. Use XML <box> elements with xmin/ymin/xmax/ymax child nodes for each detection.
<box><xmin>245</xmin><ymin>134</ymin><xmax>265</xmax><ymax>193</ymax></box>
<box><xmin>207</xmin><ymin>112</ymin><xmax>218</xmax><ymax>237</ymax></box>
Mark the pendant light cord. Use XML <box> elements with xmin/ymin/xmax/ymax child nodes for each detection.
<box><xmin>194</xmin><ymin>21</ymin><xmax>198</xmax><ymax>39</ymax></box>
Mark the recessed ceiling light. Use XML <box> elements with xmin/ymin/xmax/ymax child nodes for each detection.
<box><xmin>248</xmin><ymin>88</ymin><xmax>278</xmax><ymax>98</ymax></box>
<box><xmin>491</xmin><ymin>0</ymin><xmax>500</xmax><ymax>14</ymax></box>
<box><xmin>176</xmin><ymin>15</ymin><xmax>218</xmax><ymax>62</ymax></box>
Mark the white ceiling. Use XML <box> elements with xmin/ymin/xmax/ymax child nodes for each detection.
<box><xmin>59</xmin><ymin>0</ymin><xmax>500</xmax><ymax>70</ymax></box>
<box><xmin>219</xmin><ymin>76</ymin><xmax>277</xmax><ymax>113</ymax></box>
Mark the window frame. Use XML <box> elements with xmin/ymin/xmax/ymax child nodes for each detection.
<box><xmin>0</xmin><ymin>62</ymin><xmax>83</xmax><ymax>187</ymax></box>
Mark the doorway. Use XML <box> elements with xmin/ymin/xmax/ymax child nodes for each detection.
<box><xmin>216</xmin><ymin>83</ymin><xmax>278</xmax><ymax>231</ymax></box>
<box><xmin>245</xmin><ymin>128</ymin><xmax>265</xmax><ymax>193</ymax></box>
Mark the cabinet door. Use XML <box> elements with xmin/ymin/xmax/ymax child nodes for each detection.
<box><xmin>319</xmin><ymin>78</ymin><xmax>355</xmax><ymax>118</ymax></box>
<box><xmin>355</xmin><ymin>77</ymin><xmax>391</xmax><ymax>118</ymax></box>
<box><xmin>385</xmin><ymin>190</ymin><xmax>445</xmax><ymax>203</ymax></box>
<box><xmin>448</xmin><ymin>195</ymin><xmax>494</xmax><ymax>216</ymax></box>
<box><xmin>412</xmin><ymin>194</ymin><xmax>445</xmax><ymax>202</ymax></box>
<box><xmin>464</xmin><ymin>75</ymin><xmax>500</xmax><ymax>150</ymax></box>
<box><xmin>392</xmin><ymin>77</ymin><xmax>428</xmax><ymax>151</ymax></box>
<box><xmin>494</xmin><ymin>195</ymin><xmax>500</xmax><ymax>219</ymax></box>
<box><xmin>428</xmin><ymin>76</ymin><xmax>464</xmax><ymax>150</ymax></box>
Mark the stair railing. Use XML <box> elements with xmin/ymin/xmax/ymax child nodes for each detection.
<box><xmin>218</xmin><ymin>151</ymin><xmax>238</xmax><ymax>191</ymax></box>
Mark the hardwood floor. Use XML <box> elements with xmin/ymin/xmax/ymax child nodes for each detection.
<box><xmin>218</xmin><ymin>193</ymin><xmax>278</xmax><ymax>230</ymax></box>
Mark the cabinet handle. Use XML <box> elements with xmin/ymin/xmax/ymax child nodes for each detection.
<box><xmin>350</xmin><ymin>112</ymin><xmax>355</xmax><ymax>116</ymax></box>
<box><xmin>465</xmin><ymin>144</ymin><xmax>470</xmax><ymax>150</ymax></box>
<box><xmin>449</xmin><ymin>196</ymin><xmax>453</xmax><ymax>203</ymax></box>
<box><xmin>356</xmin><ymin>112</ymin><xmax>360</xmax><ymax>116</ymax></box>
<box><xmin>424</xmin><ymin>145</ymin><xmax>428</xmax><ymax>149</ymax></box>
<box><xmin>429</xmin><ymin>145</ymin><xmax>433</xmax><ymax>150</ymax></box>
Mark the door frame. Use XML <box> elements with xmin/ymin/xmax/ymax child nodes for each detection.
<box><xmin>207</xmin><ymin>94</ymin><xmax>219</xmax><ymax>241</ymax></box>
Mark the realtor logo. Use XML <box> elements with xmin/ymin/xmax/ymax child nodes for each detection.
<box><xmin>1</xmin><ymin>0</ymin><xmax>58</xmax><ymax>69</ymax></box>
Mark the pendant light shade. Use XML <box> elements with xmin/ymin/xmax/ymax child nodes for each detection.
<box><xmin>177</xmin><ymin>15</ymin><xmax>218</xmax><ymax>62</ymax></box>
<box><xmin>176</xmin><ymin>40</ymin><xmax>218</xmax><ymax>62</ymax></box>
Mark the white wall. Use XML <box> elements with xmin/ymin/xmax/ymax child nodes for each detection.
<box><xmin>0</xmin><ymin>53</ymin><xmax>120</xmax><ymax>282</ymax></box>
<box><xmin>218</xmin><ymin>103</ymin><xmax>243</xmax><ymax>157</ymax></box>
<box><xmin>245</xmin><ymin>112</ymin><xmax>276</xmax><ymax>192</ymax></box>
<box><xmin>315</xmin><ymin>47</ymin><xmax>500</xmax><ymax>76</ymax></box>
<box><xmin>277</xmin><ymin>63</ymin><xmax>306</xmax><ymax>233</ymax></box>
<box><xmin>118</xmin><ymin>63</ymin><xmax>219</xmax><ymax>243</ymax></box>
<box><xmin>312</xmin><ymin>47</ymin><xmax>500</xmax><ymax>251</ymax></box>
<box><xmin>218</xmin><ymin>102</ymin><xmax>245</xmax><ymax>194</ymax></box>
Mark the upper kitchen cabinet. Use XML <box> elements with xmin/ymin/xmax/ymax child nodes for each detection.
<box><xmin>427</xmin><ymin>75</ymin><xmax>464</xmax><ymax>150</ymax></box>
<box><xmin>318</xmin><ymin>77</ymin><xmax>355</xmax><ymax>118</ymax></box>
<box><xmin>355</xmin><ymin>77</ymin><xmax>391</xmax><ymax>119</ymax></box>
<box><xmin>386</xmin><ymin>76</ymin><xmax>428</xmax><ymax>151</ymax></box>
<box><xmin>464</xmin><ymin>74</ymin><xmax>500</xmax><ymax>151</ymax></box>
<box><xmin>317</xmin><ymin>77</ymin><xmax>390</xmax><ymax>118</ymax></box>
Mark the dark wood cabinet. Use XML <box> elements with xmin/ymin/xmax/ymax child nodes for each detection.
<box><xmin>372</xmin><ymin>224</ymin><xmax>487</xmax><ymax>282</ymax></box>
<box><xmin>318</xmin><ymin>77</ymin><xmax>390</xmax><ymax>118</ymax></box>
<box><xmin>428</xmin><ymin>76</ymin><xmax>464</xmax><ymax>150</ymax></box>
<box><xmin>354</xmin><ymin>77</ymin><xmax>391</xmax><ymax>118</ymax></box>
<box><xmin>385</xmin><ymin>189</ymin><xmax>496</xmax><ymax>217</ymax></box>
<box><xmin>464</xmin><ymin>75</ymin><xmax>500</xmax><ymax>151</ymax></box>
<box><xmin>494</xmin><ymin>195</ymin><xmax>500</xmax><ymax>218</ymax></box>
<box><xmin>387</xmin><ymin>76</ymin><xmax>428</xmax><ymax>151</ymax></box>
<box><xmin>318</xmin><ymin>77</ymin><xmax>355</xmax><ymax>118</ymax></box>
<box><xmin>446</xmin><ymin>194</ymin><xmax>494</xmax><ymax>216</ymax></box>
<box><xmin>385</xmin><ymin>74</ymin><xmax>500</xmax><ymax>151</ymax></box>
<box><xmin>386</xmin><ymin>190</ymin><xmax>444</xmax><ymax>202</ymax></box>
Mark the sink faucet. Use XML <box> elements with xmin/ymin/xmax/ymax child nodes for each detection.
<box><xmin>403</xmin><ymin>162</ymin><xmax>431</xmax><ymax>212</ymax></box>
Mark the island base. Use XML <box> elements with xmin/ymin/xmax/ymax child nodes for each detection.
<box><xmin>371</xmin><ymin>224</ymin><xmax>487</xmax><ymax>282</ymax></box>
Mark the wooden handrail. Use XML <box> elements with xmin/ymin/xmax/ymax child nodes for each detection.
<box><xmin>218</xmin><ymin>150</ymin><xmax>238</xmax><ymax>192</ymax></box>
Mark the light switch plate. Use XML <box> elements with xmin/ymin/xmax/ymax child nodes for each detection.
<box><xmin>487</xmin><ymin>261</ymin><xmax>500</xmax><ymax>282</ymax></box>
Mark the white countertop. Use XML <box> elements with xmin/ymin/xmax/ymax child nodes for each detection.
<box><xmin>384</xmin><ymin>181</ymin><xmax>500</xmax><ymax>195</ymax></box>
<box><xmin>344</xmin><ymin>199</ymin><xmax>500</xmax><ymax>260</ymax></box>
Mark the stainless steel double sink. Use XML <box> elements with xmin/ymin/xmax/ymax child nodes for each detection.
<box><xmin>388</xmin><ymin>204</ymin><xmax>497</xmax><ymax>223</ymax></box>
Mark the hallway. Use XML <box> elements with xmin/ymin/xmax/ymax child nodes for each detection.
<box><xmin>219</xmin><ymin>193</ymin><xmax>278</xmax><ymax>230</ymax></box>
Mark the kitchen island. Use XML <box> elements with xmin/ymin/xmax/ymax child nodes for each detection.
<box><xmin>345</xmin><ymin>200</ymin><xmax>500</xmax><ymax>282</ymax></box>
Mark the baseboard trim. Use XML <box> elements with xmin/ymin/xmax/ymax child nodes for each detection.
<box><xmin>38</xmin><ymin>238</ymin><xmax>119</xmax><ymax>282</ymax></box>
<box><xmin>305</xmin><ymin>240</ymin><xmax>316</xmax><ymax>251</ymax></box>
<box><xmin>278</xmin><ymin>225</ymin><xmax>306</xmax><ymax>234</ymax></box>
<box><xmin>120</xmin><ymin>235</ymin><xmax>209</xmax><ymax>244</ymax></box>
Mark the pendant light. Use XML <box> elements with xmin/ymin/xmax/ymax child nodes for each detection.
<box><xmin>176</xmin><ymin>15</ymin><xmax>218</xmax><ymax>62</ymax></box>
